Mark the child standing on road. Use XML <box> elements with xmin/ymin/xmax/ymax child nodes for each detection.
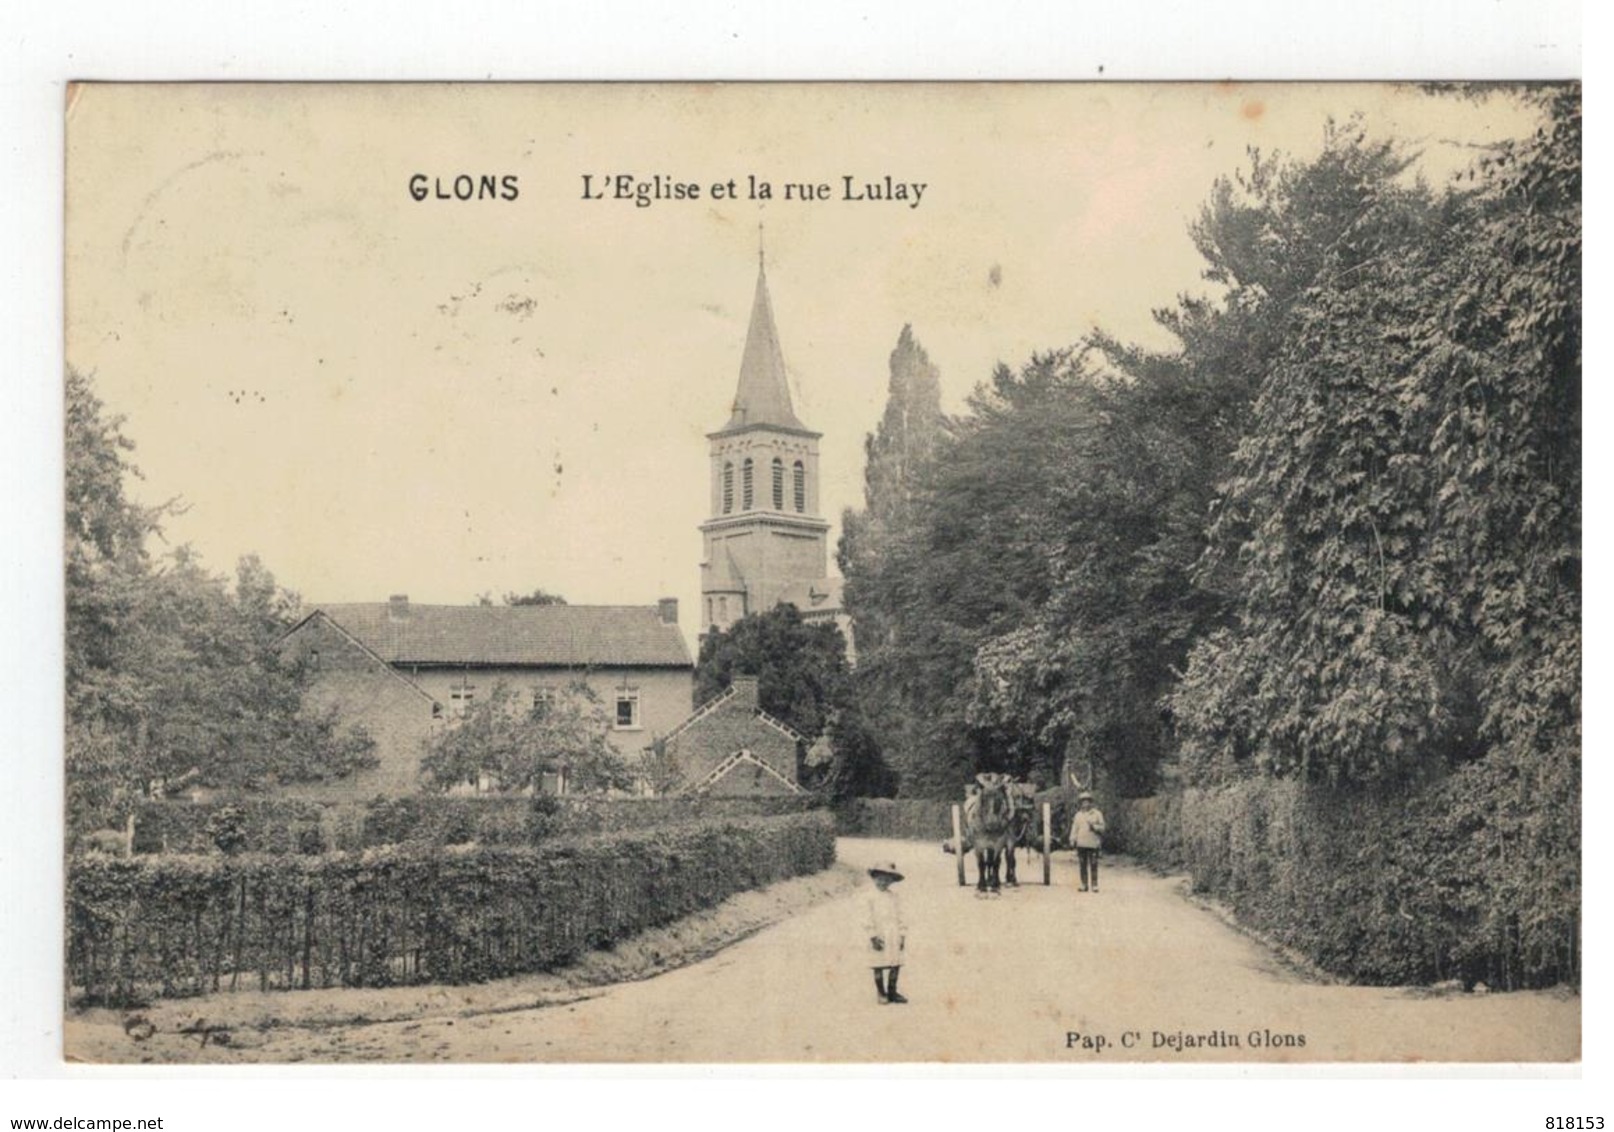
<box><xmin>1070</xmin><ymin>792</ymin><xmax>1107</xmax><ymax>892</ymax></box>
<box><xmin>865</xmin><ymin>862</ymin><xmax>908</xmax><ymax>1004</ymax></box>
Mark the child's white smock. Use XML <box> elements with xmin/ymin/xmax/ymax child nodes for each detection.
<box><xmin>864</xmin><ymin>886</ymin><xmax>906</xmax><ymax>966</ymax></box>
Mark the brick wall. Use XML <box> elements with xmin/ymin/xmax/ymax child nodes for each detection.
<box><xmin>663</xmin><ymin>678</ymin><xmax>800</xmax><ymax>792</ymax></box>
<box><xmin>280</xmin><ymin>614</ymin><xmax>442</xmax><ymax>802</ymax></box>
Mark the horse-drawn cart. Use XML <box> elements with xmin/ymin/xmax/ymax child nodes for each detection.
<box><xmin>952</xmin><ymin>778</ymin><xmax>1054</xmax><ymax>889</ymax></box>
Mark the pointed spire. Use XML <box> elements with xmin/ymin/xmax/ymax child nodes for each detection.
<box><xmin>723</xmin><ymin>254</ymin><xmax>808</xmax><ymax>433</ymax></box>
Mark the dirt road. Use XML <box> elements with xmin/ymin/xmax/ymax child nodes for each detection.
<box><xmin>154</xmin><ymin>837</ymin><xmax>1575</xmax><ymax>1063</ymax></box>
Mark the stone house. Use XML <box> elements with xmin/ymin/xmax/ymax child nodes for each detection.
<box><xmin>280</xmin><ymin>596</ymin><xmax>694</xmax><ymax>799</ymax></box>
<box><xmin>659</xmin><ymin>675</ymin><xmax>804</xmax><ymax>796</ymax></box>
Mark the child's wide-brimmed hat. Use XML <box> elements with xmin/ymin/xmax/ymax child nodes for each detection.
<box><xmin>868</xmin><ymin>862</ymin><xmax>905</xmax><ymax>881</ymax></box>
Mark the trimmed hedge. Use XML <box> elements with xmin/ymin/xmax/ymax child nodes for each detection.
<box><xmin>834</xmin><ymin>791</ymin><xmax>1089</xmax><ymax>847</ymax></box>
<box><xmin>834</xmin><ymin>798</ymin><xmax>955</xmax><ymax>841</ymax></box>
<box><xmin>1111</xmin><ymin>747</ymin><xmax>1579</xmax><ymax>989</ymax></box>
<box><xmin>132</xmin><ymin>794</ymin><xmax>821</xmax><ymax>855</ymax></box>
<box><xmin>133</xmin><ymin>799</ymin><xmax>331</xmax><ymax>856</ymax></box>
<box><xmin>68</xmin><ymin>812</ymin><xmax>836</xmax><ymax>1005</ymax></box>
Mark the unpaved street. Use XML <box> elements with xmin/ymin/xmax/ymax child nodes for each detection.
<box><xmin>163</xmin><ymin>838</ymin><xmax>1577</xmax><ymax>1063</ymax></box>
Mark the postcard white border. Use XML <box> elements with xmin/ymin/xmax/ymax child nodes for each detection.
<box><xmin>3</xmin><ymin>1</ymin><xmax>1596</xmax><ymax>1127</ymax></box>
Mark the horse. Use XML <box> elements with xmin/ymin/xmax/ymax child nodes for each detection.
<box><xmin>1001</xmin><ymin>779</ymin><xmax>1039</xmax><ymax>886</ymax></box>
<box><xmin>963</xmin><ymin>773</ymin><xmax>1015</xmax><ymax>893</ymax></box>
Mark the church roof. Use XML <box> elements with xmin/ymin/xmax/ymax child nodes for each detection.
<box><xmin>717</xmin><ymin>262</ymin><xmax>813</xmax><ymax>435</ymax></box>
<box><xmin>310</xmin><ymin>601</ymin><xmax>693</xmax><ymax>668</ymax></box>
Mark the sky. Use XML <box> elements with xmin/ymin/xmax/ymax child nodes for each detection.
<box><xmin>65</xmin><ymin>83</ymin><xmax>1543</xmax><ymax>651</ymax></box>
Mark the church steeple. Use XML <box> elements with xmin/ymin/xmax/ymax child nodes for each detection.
<box><xmin>720</xmin><ymin>257</ymin><xmax>809</xmax><ymax>434</ymax></box>
<box><xmin>700</xmin><ymin>258</ymin><xmax>829</xmax><ymax>638</ymax></box>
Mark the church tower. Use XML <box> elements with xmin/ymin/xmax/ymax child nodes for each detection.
<box><xmin>699</xmin><ymin>258</ymin><xmax>831</xmax><ymax>638</ymax></box>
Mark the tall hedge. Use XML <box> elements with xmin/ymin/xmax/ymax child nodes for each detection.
<box><xmin>68</xmin><ymin>812</ymin><xmax>835</xmax><ymax>1005</ymax></box>
<box><xmin>1112</xmin><ymin>747</ymin><xmax>1578</xmax><ymax>989</ymax></box>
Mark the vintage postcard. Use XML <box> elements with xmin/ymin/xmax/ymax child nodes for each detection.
<box><xmin>62</xmin><ymin>82</ymin><xmax>1580</xmax><ymax>1064</ymax></box>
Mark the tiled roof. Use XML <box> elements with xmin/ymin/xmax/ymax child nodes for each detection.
<box><xmin>312</xmin><ymin>603</ymin><xmax>693</xmax><ymax>668</ymax></box>
<box><xmin>285</xmin><ymin>611</ymin><xmax>440</xmax><ymax>703</ymax></box>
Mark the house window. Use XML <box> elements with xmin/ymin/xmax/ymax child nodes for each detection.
<box><xmin>793</xmin><ymin>461</ymin><xmax>805</xmax><ymax>512</ymax></box>
<box><xmin>532</xmin><ymin>686</ymin><xmax>557</xmax><ymax>714</ymax></box>
<box><xmin>772</xmin><ymin>458</ymin><xmax>785</xmax><ymax>509</ymax></box>
<box><xmin>450</xmin><ymin>681</ymin><xmax>476</xmax><ymax>718</ymax></box>
<box><xmin>614</xmin><ymin>689</ymin><xmax>641</xmax><ymax>730</ymax></box>
<box><xmin>718</xmin><ymin>596</ymin><xmax>729</xmax><ymax>622</ymax></box>
<box><xmin>742</xmin><ymin>458</ymin><xmax>754</xmax><ymax>510</ymax></box>
<box><xmin>722</xmin><ymin>462</ymin><xmax>734</xmax><ymax>514</ymax></box>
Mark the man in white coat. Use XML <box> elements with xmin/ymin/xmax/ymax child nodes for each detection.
<box><xmin>1069</xmin><ymin>792</ymin><xmax>1107</xmax><ymax>892</ymax></box>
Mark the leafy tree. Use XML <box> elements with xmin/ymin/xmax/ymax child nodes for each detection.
<box><xmin>65</xmin><ymin>368</ymin><xmax>167</xmax><ymax>828</ymax></box>
<box><xmin>965</xmin><ymin>125</ymin><xmax>1438</xmax><ymax>795</ymax></box>
<box><xmin>477</xmin><ymin>587</ymin><xmax>568</xmax><ymax>607</ymax></box>
<box><xmin>842</xmin><ymin>351</ymin><xmax>1101</xmax><ymax>796</ymax></box>
<box><xmin>693</xmin><ymin>604</ymin><xmax>848</xmax><ymax>740</ymax></box>
<box><xmin>837</xmin><ymin>114</ymin><xmax>1576</xmax><ymax>800</ymax></box>
<box><xmin>1169</xmin><ymin>95</ymin><xmax>1580</xmax><ymax>788</ymax></box>
<box><xmin>131</xmin><ymin>551</ymin><xmax>378</xmax><ymax>793</ymax></box>
<box><xmin>639</xmin><ymin>736</ymin><xmax>688</xmax><ymax>797</ymax></box>
<box><xmin>839</xmin><ymin>325</ymin><xmax>947</xmax><ymax>639</ymax></box>
<box><xmin>419</xmin><ymin>679</ymin><xmax>633</xmax><ymax>794</ymax></box>
<box><xmin>817</xmin><ymin>703</ymin><xmax>897</xmax><ymax>800</ymax></box>
<box><xmin>65</xmin><ymin>370</ymin><xmax>377</xmax><ymax>831</ymax></box>
<box><xmin>692</xmin><ymin>605</ymin><xmax>893</xmax><ymax>798</ymax></box>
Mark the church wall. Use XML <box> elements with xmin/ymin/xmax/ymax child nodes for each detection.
<box><xmin>759</xmin><ymin>528</ymin><xmax>830</xmax><ymax>609</ymax></box>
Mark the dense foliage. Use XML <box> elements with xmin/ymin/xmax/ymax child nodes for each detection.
<box><xmin>69</xmin><ymin>812</ymin><xmax>836</xmax><ymax>1003</ymax></box>
<box><xmin>66</xmin><ymin>371</ymin><xmax>376</xmax><ymax>833</ymax></box>
<box><xmin>826</xmin><ymin>88</ymin><xmax>1578</xmax><ymax>988</ymax></box>
<box><xmin>693</xmin><ymin>605</ymin><xmax>848</xmax><ymax>739</ymax></box>
<box><xmin>838</xmin><ymin>94</ymin><xmax>1578</xmax><ymax>810</ymax></box>
<box><xmin>1170</xmin><ymin>97</ymin><xmax>1580</xmax><ymax>790</ymax></box>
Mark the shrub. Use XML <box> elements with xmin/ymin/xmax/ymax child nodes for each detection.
<box><xmin>203</xmin><ymin>806</ymin><xmax>248</xmax><ymax>855</ymax></box>
<box><xmin>67</xmin><ymin>812</ymin><xmax>836</xmax><ymax>1005</ymax></box>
